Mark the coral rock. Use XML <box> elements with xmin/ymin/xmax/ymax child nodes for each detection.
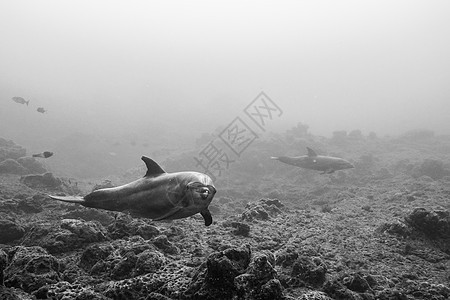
<box><xmin>20</xmin><ymin>173</ymin><xmax>61</xmax><ymax>189</ymax></box>
<box><xmin>290</xmin><ymin>256</ymin><xmax>327</xmax><ymax>287</ymax></box>
<box><xmin>0</xmin><ymin>159</ymin><xmax>28</xmax><ymax>175</ymax></box>
<box><xmin>184</xmin><ymin>244</ymin><xmax>251</xmax><ymax>299</ymax></box>
<box><xmin>153</xmin><ymin>235</ymin><xmax>179</xmax><ymax>255</ymax></box>
<box><xmin>235</xmin><ymin>252</ymin><xmax>283</xmax><ymax>300</ymax></box>
<box><xmin>3</xmin><ymin>246</ymin><xmax>61</xmax><ymax>293</ymax></box>
<box><xmin>242</xmin><ymin>199</ymin><xmax>284</xmax><ymax>222</ymax></box>
<box><xmin>0</xmin><ymin>219</ymin><xmax>25</xmax><ymax>244</ymax></box>
<box><xmin>405</xmin><ymin>208</ymin><xmax>450</xmax><ymax>239</ymax></box>
<box><xmin>16</xmin><ymin>157</ymin><xmax>47</xmax><ymax>174</ymax></box>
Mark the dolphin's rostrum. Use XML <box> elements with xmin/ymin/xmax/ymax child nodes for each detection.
<box><xmin>49</xmin><ymin>156</ymin><xmax>217</xmax><ymax>225</ymax></box>
<box><xmin>271</xmin><ymin>147</ymin><xmax>354</xmax><ymax>174</ymax></box>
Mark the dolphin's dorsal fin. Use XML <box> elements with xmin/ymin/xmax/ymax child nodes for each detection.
<box><xmin>141</xmin><ymin>156</ymin><xmax>166</xmax><ymax>177</ymax></box>
<box><xmin>306</xmin><ymin>147</ymin><xmax>318</xmax><ymax>157</ymax></box>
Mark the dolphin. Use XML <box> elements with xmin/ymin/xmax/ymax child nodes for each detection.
<box><xmin>271</xmin><ymin>147</ymin><xmax>354</xmax><ymax>174</ymax></box>
<box><xmin>49</xmin><ymin>156</ymin><xmax>217</xmax><ymax>225</ymax></box>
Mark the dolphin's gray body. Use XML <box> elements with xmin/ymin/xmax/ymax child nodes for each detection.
<box><xmin>271</xmin><ymin>147</ymin><xmax>354</xmax><ymax>174</ymax></box>
<box><xmin>49</xmin><ymin>156</ymin><xmax>217</xmax><ymax>225</ymax></box>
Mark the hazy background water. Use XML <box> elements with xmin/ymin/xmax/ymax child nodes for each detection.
<box><xmin>1</xmin><ymin>0</ymin><xmax>449</xmax><ymax>177</ymax></box>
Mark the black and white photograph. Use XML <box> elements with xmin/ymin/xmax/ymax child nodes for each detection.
<box><xmin>0</xmin><ymin>1</ymin><xmax>449</xmax><ymax>299</ymax></box>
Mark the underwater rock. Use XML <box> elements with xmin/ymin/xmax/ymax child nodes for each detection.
<box><xmin>81</xmin><ymin>236</ymin><xmax>165</xmax><ymax>280</ymax></box>
<box><xmin>91</xmin><ymin>179</ymin><xmax>116</xmax><ymax>192</ymax></box>
<box><xmin>331</xmin><ymin>130</ymin><xmax>348</xmax><ymax>145</ymax></box>
<box><xmin>242</xmin><ymin>204</ymin><xmax>270</xmax><ymax>221</ymax></box>
<box><xmin>3</xmin><ymin>246</ymin><xmax>61</xmax><ymax>294</ymax></box>
<box><xmin>323</xmin><ymin>279</ymin><xmax>364</xmax><ymax>300</ymax></box>
<box><xmin>341</xmin><ymin>272</ymin><xmax>374</xmax><ymax>294</ymax></box>
<box><xmin>110</xmin><ymin>251</ymin><xmax>139</xmax><ymax>280</ymax></box>
<box><xmin>33</xmin><ymin>281</ymin><xmax>110</xmax><ymax>300</ymax></box>
<box><xmin>16</xmin><ymin>157</ymin><xmax>47</xmax><ymax>174</ymax></box>
<box><xmin>62</xmin><ymin>208</ymin><xmax>115</xmax><ymax>226</ymax></box>
<box><xmin>20</xmin><ymin>172</ymin><xmax>61</xmax><ymax>189</ymax></box>
<box><xmin>61</xmin><ymin>218</ymin><xmax>108</xmax><ymax>242</ymax></box>
<box><xmin>412</xmin><ymin>159</ymin><xmax>450</xmax><ymax>180</ymax></box>
<box><xmin>0</xmin><ymin>249</ymin><xmax>7</xmax><ymax>285</ymax></box>
<box><xmin>133</xmin><ymin>249</ymin><xmax>167</xmax><ymax>276</ymax></box>
<box><xmin>289</xmin><ymin>256</ymin><xmax>328</xmax><ymax>288</ymax></box>
<box><xmin>222</xmin><ymin>221</ymin><xmax>251</xmax><ymax>236</ymax></box>
<box><xmin>79</xmin><ymin>243</ymin><xmax>115</xmax><ymax>272</ymax></box>
<box><xmin>153</xmin><ymin>235</ymin><xmax>179</xmax><ymax>255</ymax></box>
<box><xmin>323</xmin><ymin>272</ymin><xmax>375</xmax><ymax>300</ymax></box>
<box><xmin>0</xmin><ymin>159</ymin><xmax>28</xmax><ymax>175</ymax></box>
<box><xmin>23</xmin><ymin>219</ymin><xmax>108</xmax><ymax>254</ymax></box>
<box><xmin>184</xmin><ymin>244</ymin><xmax>251</xmax><ymax>299</ymax></box>
<box><xmin>404</xmin><ymin>208</ymin><xmax>450</xmax><ymax>239</ymax></box>
<box><xmin>145</xmin><ymin>292</ymin><xmax>173</xmax><ymax>300</ymax></box>
<box><xmin>375</xmin><ymin>289</ymin><xmax>408</xmax><ymax>300</ymax></box>
<box><xmin>298</xmin><ymin>291</ymin><xmax>334</xmax><ymax>300</ymax></box>
<box><xmin>399</xmin><ymin>129</ymin><xmax>435</xmax><ymax>140</ymax></box>
<box><xmin>0</xmin><ymin>287</ymin><xmax>35</xmax><ymax>300</ymax></box>
<box><xmin>242</xmin><ymin>199</ymin><xmax>284</xmax><ymax>222</ymax></box>
<box><xmin>376</xmin><ymin>221</ymin><xmax>412</xmax><ymax>238</ymax></box>
<box><xmin>275</xmin><ymin>246</ymin><xmax>299</xmax><ymax>268</ymax></box>
<box><xmin>107</xmin><ymin>214</ymin><xmax>161</xmax><ymax>240</ymax></box>
<box><xmin>234</xmin><ymin>252</ymin><xmax>284</xmax><ymax>300</ymax></box>
<box><xmin>100</xmin><ymin>272</ymin><xmax>166</xmax><ymax>300</ymax></box>
<box><xmin>16</xmin><ymin>194</ymin><xmax>45</xmax><ymax>214</ymax></box>
<box><xmin>403</xmin><ymin>281</ymin><xmax>450</xmax><ymax>300</ymax></box>
<box><xmin>348</xmin><ymin>129</ymin><xmax>363</xmax><ymax>140</ymax></box>
<box><xmin>0</xmin><ymin>138</ymin><xmax>26</xmax><ymax>161</ymax></box>
<box><xmin>0</xmin><ymin>219</ymin><xmax>25</xmax><ymax>244</ymax></box>
<box><xmin>0</xmin><ymin>194</ymin><xmax>48</xmax><ymax>215</ymax></box>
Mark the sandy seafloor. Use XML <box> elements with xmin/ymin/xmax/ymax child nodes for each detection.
<box><xmin>0</xmin><ymin>130</ymin><xmax>449</xmax><ymax>300</ymax></box>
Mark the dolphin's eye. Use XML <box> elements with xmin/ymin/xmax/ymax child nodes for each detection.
<box><xmin>199</xmin><ymin>187</ymin><xmax>210</xmax><ymax>199</ymax></box>
<box><xmin>187</xmin><ymin>182</ymin><xmax>215</xmax><ymax>199</ymax></box>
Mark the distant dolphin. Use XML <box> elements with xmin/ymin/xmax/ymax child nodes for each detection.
<box><xmin>271</xmin><ymin>147</ymin><xmax>354</xmax><ymax>174</ymax></box>
<box><xmin>49</xmin><ymin>156</ymin><xmax>217</xmax><ymax>225</ymax></box>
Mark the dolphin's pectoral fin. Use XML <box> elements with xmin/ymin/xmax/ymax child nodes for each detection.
<box><xmin>200</xmin><ymin>209</ymin><xmax>212</xmax><ymax>226</ymax></box>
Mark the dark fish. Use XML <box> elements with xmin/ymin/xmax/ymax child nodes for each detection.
<box><xmin>49</xmin><ymin>156</ymin><xmax>217</xmax><ymax>226</ymax></box>
<box><xmin>271</xmin><ymin>147</ymin><xmax>354</xmax><ymax>174</ymax></box>
<box><xmin>32</xmin><ymin>151</ymin><xmax>53</xmax><ymax>158</ymax></box>
<box><xmin>37</xmin><ymin>107</ymin><xmax>46</xmax><ymax>113</ymax></box>
<box><xmin>12</xmin><ymin>97</ymin><xmax>29</xmax><ymax>106</ymax></box>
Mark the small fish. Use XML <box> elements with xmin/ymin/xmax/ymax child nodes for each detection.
<box><xmin>12</xmin><ymin>97</ymin><xmax>29</xmax><ymax>106</ymax></box>
<box><xmin>37</xmin><ymin>107</ymin><xmax>46</xmax><ymax>113</ymax></box>
<box><xmin>32</xmin><ymin>151</ymin><xmax>53</xmax><ymax>158</ymax></box>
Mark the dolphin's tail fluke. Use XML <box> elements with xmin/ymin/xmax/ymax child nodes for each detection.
<box><xmin>26</xmin><ymin>100</ymin><xmax>30</xmax><ymax>106</ymax></box>
<box><xmin>49</xmin><ymin>195</ymin><xmax>85</xmax><ymax>204</ymax></box>
<box><xmin>270</xmin><ymin>156</ymin><xmax>280</xmax><ymax>160</ymax></box>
